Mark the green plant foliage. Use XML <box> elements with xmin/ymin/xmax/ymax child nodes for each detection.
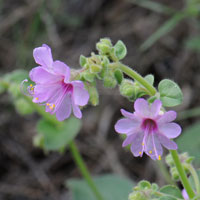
<box><xmin>79</xmin><ymin>55</ymin><xmax>87</xmax><ymax>67</ymax></box>
<box><xmin>160</xmin><ymin>185</ymin><xmax>183</xmax><ymax>199</ymax></box>
<box><xmin>4</xmin><ymin>69</ymin><xmax>28</xmax><ymax>83</ymax></box>
<box><xmin>144</xmin><ymin>74</ymin><xmax>154</xmax><ymax>85</ymax></box>
<box><xmin>36</xmin><ymin>117</ymin><xmax>81</xmax><ymax>151</ymax></box>
<box><xmin>114</xmin><ymin>69</ymin><xmax>124</xmax><ymax>84</ymax></box>
<box><xmin>185</xmin><ymin>37</ymin><xmax>200</xmax><ymax>51</ymax></box>
<box><xmin>67</xmin><ymin>174</ymin><xmax>134</xmax><ymax>200</ymax></box>
<box><xmin>14</xmin><ymin>98</ymin><xmax>35</xmax><ymax>115</ymax></box>
<box><xmin>176</xmin><ymin>123</ymin><xmax>200</xmax><ymax>165</ymax></box>
<box><xmin>114</xmin><ymin>40</ymin><xmax>127</xmax><ymax>60</ymax></box>
<box><xmin>158</xmin><ymin>79</ymin><xmax>183</xmax><ymax>107</ymax></box>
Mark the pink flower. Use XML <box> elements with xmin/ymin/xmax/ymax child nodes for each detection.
<box><xmin>27</xmin><ymin>44</ymin><xmax>89</xmax><ymax>121</ymax></box>
<box><xmin>182</xmin><ymin>189</ymin><xmax>189</xmax><ymax>200</ymax></box>
<box><xmin>114</xmin><ymin>98</ymin><xmax>181</xmax><ymax>160</ymax></box>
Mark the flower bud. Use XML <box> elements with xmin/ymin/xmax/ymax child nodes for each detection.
<box><xmin>129</xmin><ymin>191</ymin><xmax>147</xmax><ymax>200</ymax></box>
<box><xmin>90</xmin><ymin>64</ymin><xmax>102</xmax><ymax>73</ymax></box>
<box><xmin>87</xmin><ymin>85</ymin><xmax>99</xmax><ymax>106</ymax></box>
<box><xmin>119</xmin><ymin>79</ymin><xmax>135</xmax><ymax>98</ymax></box>
<box><xmin>103</xmin><ymin>74</ymin><xmax>117</xmax><ymax>88</ymax></box>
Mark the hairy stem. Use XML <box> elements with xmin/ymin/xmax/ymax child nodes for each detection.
<box><xmin>118</xmin><ymin>63</ymin><xmax>157</xmax><ymax>96</ymax></box>
<box><xmin>170</xmin><ymin>150</ymin><xmax>195</xmax><ymax>198</ymax></box>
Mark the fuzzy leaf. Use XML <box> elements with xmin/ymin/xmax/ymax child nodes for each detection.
<box><xmin>158</xmin><ymin>79</ymin><xmax>183</xmax><ymax>107</ymax></box>
<box><xmin>37</xmin><ymin>117</ymin><xmax>81</xmax><ymax>151</ymax></box>
<box><xmin>67</xmin><ymin>174</ymin><xmax>134</xmax><ymax>200</ymax></box>
<box><xmin>114</xmin><ymin>40</ymin><xmax>127</xmax><ymax>60</ymax></box>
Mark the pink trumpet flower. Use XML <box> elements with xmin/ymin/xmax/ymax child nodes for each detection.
<box><xmin>115</xmin><ymin>98</ymin><xmax>181</xmax><ymax>160</ymax></box>
<box><xmin>23</xmin><ymin>44</ymin><xmax>89</xmax><ymax>121</ymax></box>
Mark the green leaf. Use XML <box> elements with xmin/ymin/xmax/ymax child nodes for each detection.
<box><xmin>160</xmin><ymin>185</ymin><xmax>183</xmax><ymax>199</ymax></box>
<box><xmin>37</xmin><ymin>117</ymin><xmax>81</xmax><ymax>151</ymax></box>
<box><xmin>158</xmin><ymin>79</ymin><xmax>183</xmax><ymax>107</ymax></box>
<box><xmin>177</xmin><ymin>123</ymin><xmax>200</xmax><ymax>165</ymax></box>
<box><xmin>67</xmin><ymin>174</ymin><xmax>134</xmax><ymax>200</ymax></box>
<box><xmin>79</xmin><ymin>55</ymin><xmax>87</xmax><ymax>67</ymax></box>
<box><xmin>14</xmin><ymin>98</ymin><xmax>35</xmax><ymax>115</ymax></box>
<box><xmin>114</xmin><ymin>69</ymin><xmax>124</xmax><ymax>84</ymax></box>
<box><xmin>4</xmin><ymin>69</ymin><xmax>28</xmax><ymax>83</ymax></box>
<box><xmin>114</xmin><ymin>40</ymin><xmax>127</xmax><ymax>60</ymax></box>
<box><xmin>138</xmin><ymin>180</ymin><xmax>151</xmax><ymax>190</ymax></box>
<box><xmin>140</xmin><ymin>13</ymin><xmax>185</xmax><ymax>51</ymax></box>
<box><xmin>188</xmin><ymin>169</ymin><xmax>200</xmax><ymax>191</ymax></box>
<box><xmin>144</xmin><ymin>74</ymin><xmax>154</xmax><ymax>85</ymax></box>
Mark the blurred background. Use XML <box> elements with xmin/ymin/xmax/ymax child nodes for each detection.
<box><xmin>0</xmin><ymin>0</ymin><xmax>200</xmax><ymax>199</ymax></box>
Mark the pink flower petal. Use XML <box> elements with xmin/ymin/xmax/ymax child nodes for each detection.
<box><xmin>157</xmin><ymin>111</ymin><xmax>177</xmax><ymax>124</ymax></box>
<box><xmin>150</xmin><ymin>99</ymin><xmax>162</xmax><ymax>117</ymax></box>
<box><xmin>72</xmin><ymin>84</ymin><xmax>89</xmax><ymax>106</ymax></box>
<box><xmin>115</xmin><ymin>118</ymin><xmax>139</xmax><ymax>134</ymax></box>
<box><xmin>122</xmin><ymin>132</ymin><xmax>138</xmax><ymax>147</ymax></box>
<box><xmin>53</xmin><ymin>61</ymin><xmax>70</xmax><ymax>82</ymax></box>
<box><xmin>120</xmin><ymin>109</ymin><xmax>135</xmax><ymax>119</ymax></box>
<box><xmin>33</xmin><ymin>44</ymin><xmax>53</xmax><ymax>68</ymax></box>
<box><xmin>130</xmin><ymin>131</ymin><xmax>144</xmax><ymax>157</ymax></box>
<box><xmin>145</xmin><ymin>133</ymin><xmax>163</xmax><ymax>160</ymax></box>
<box><xmin>159</xmin><ymin>122</ymin><xmax>181</xmax><ymax>138</ymax></box>
<box><xmin>72</xmin><ymin>101</ymin><xmax>82</xmax><ymax>118</ymax></box>
<box><xmin>134</xmin><ymin>98</ymin><xmax>150</xmax><ymax>117</ymax></box>
<box><xmin>55</xmin><ymin>95</ymin><xmax>72</xmax><ymax>121</ymax></box>
<box><xmin>158</xmin><ymin>134</ymin><xmax>177</xmax><ymax>150</ymax></box>
<box><xmin>29</xmin><ymin>67</ymin><xmax>61</xmax><ymax>84</ymax></box>
<box><xmin>71</xmin><ymin>80</ymin><xmax>84</xmax><ymax>88</ymax></box>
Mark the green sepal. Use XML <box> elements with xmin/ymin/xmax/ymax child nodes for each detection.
<box><xmin>114</xmin><ymin>69</ymin><xmax>124</xmax><ymax>84</ymax></box>
<box><xmin>114</xmin><ymin>40</ymin><xmax>127</xmax><ymax>60</ymax></box>
<box><xmin>89</xmin><ymin>64</ymin><xmax>102</xmax><ymax>73</ymax></box>
<box><xmin>81</xmin><ymin>71</ymin><xmax>95</xmax><ymax>83</ymax></box>
<box><xmin>79</xmin><ymin>55</ymin><xmax>87</xmax><ymax>67</ymax></box>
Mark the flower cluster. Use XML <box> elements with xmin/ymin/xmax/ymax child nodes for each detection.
<box><xmin>115</xmin><ymin>98</ymin><xmax>181</xmax><ymax>160</ymax></box>
<box><xmin>27</xmin><ymin>44</ymin><xmax>89</xmax><ymax>121</ymax></box>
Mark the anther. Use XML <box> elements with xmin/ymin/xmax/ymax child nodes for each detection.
<box><xmin>139</xmin><ymin>152</ymin><xmax>142</xmax><ymax>155</ymax></box>
<box><xmin>158</xmin><ymin>155</ymin><xmax>161</xmax><ymax>160</ymax></box>
<box><xmin>149</xmin><ymin>150</ymin><xmax>152</xmax><ymax>154</ymax></box>
<box><xmin>142</xmin><ymin>142</ymin><xmax>144</xmax><ymax>146</ymax></box>
<box><xmin>35</xmin><ymin>97</ymin><xmax>39</xmax><ymax>100</ymax></box>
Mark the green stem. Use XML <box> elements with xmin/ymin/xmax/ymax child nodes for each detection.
<box><xmin>170</xmin><ymin>150</ymin><xmax>195</xmax><ymax>198</ymax></box>
<box><xmin>118</xmin><ymin>63</ymin><xmax>157</xmax><ymax>96</ymax></box>
<box><xmin>187</xmin><ymin>164</ymin><xmax>200</xmax><ymax>194</ymax></box>
<box><xmin>69</xmin><ymin>141</ymin><xmax>103</xmax><ymax>200</ymax></box>
<box><xmin>23</xmin><ymin>96</ymin><xmax>104</xmax><ymax>200</ymax></box>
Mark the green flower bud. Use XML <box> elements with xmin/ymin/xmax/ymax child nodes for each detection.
<box><xmin>14</xmin><ymin>98</ymin><xmax>34</xmax><ymax>115</ymax></box>
<box><xmin>79</xmin><ymin>55</ymin><xmax>87</xmax><ymax>67</ymax></box>
<box><xmin>119</xmin><ymin>79</ymin><xmax>135</xmax><ymax>98</ymax></box>
<box><xmin>81</xmin><ymin>71</ymin><xmax>95</xmax><ymax>83</ymax></box>
<box><xmin>170</xmin><ymin>167</ymin><xmax>179</xmax><ymax>181</ymax></box>
<box><xmin>129</xmin><ymin>191</ymin><xmax>147</xmax><ymax>200</ymax></box>
<box><xmin>87</xmin><ymin>85</ymin><xmax>99</xmax><ymax>106</ymax></box>
<box><xmin>100</xmin><ymin>38</ymin><xmax>112</xmax><ymax>47</ymax></box>
<box><xmin>96</xmin><ymin>43</ymin><xmax>111</xmax><ymax>54</ymax></box>
<box><xmin>90</xmin><ymin>64</ymin><xmax>102</xmax><ymax>73</ymax></box>
<box><xmin>103</xmin><ymin>74</ymin><xmax>117</xmax><ymax>88</ymax></box>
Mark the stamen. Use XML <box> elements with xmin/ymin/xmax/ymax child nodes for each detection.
<box><xmin>149</xmin><ymin>150</ymin><xmax>152</xmax><ymax>154</ymax></box>
<box><xmin>139</xmin><ymin>152</ymin><xmax>142</xmax><ymax>155</ymax></box>
<box><xmin>142</xmin><ymin>142</ymin><xmax>144</xmax><ymax>146</ymax></box>
<box><xmin>158</xmin><ymin>155</ymin><xmax>161</xmax><ymax>160</ymax></box>
<box><xmin>20</xmin><ymin>79</ymin><xmax>32</xmax><ymax>97</ymax></box>
<box><xmin>35</xmin><ymin>97</ymin><xmax>39</xmax><ymax>100</ymax></box>
<box><xmin>46</xmin><ymin>103</ymin><xmax>50</xmax><ymax>106</ymax></box>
